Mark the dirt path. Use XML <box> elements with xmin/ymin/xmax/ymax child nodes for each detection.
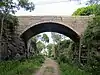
<box><xmin>34</xmin><ymin>58</ymin><xmax>60</xmax><ymax>75</ymax></box>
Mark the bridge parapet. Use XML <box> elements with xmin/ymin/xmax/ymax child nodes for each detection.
<box><xmin>17</xmin><ymin>16</ymin><xmax>91</xmax><ymax>36</ymax></box>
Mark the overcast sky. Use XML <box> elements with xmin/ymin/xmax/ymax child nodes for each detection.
<box><xmin>15</xmin><ymin>0</ymin><xmax>87</xmax><ymax>16</ymax></box>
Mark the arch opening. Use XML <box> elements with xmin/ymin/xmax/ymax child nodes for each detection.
<box><xmin>20</xmin><ymin>22</ymin><xmax>80</xmax><ymax>44</ymax></box>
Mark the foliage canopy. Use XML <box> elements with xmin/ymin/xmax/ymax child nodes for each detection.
<box><xmin>72</xmin><ymin>4</ymin><xmax>100</xmax><ymax>16</ymax></box>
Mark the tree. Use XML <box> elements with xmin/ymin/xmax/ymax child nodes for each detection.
<box><xmin>0</xmin><ymin>0</ymin><xmax>35</xmax><ymax>12</ymax></box>
<box><xmin>54</xmin><ymin>39</ymin><xmax>74</xmax><ymax>63</ymax></box>
<box><xmin>81</xmin><ymin>16</ymin><xmax>100</xmax><ymax>75</ymax></box>
<box><xmin>51</xmin><ymin>32</ymin><xmax>62</xmax><ymax>43</ymax></box>
<box><xmin>72</xmin><ymin>0</ymin><xmax>100</xmax><ymax>16</ymax></box>
<box><xmin>86</xmin><ymin>0</ymin><xmax>100</xmax><ymax>5</ymax></box>
<box><xmin>36</xmin><ymin>41</ymin><xmax>45</xmax><ymax>53</ymax></box>
<box><xmin>94</xmin><ymin>4</ymin><xmax>100</xmax><ymax>16</ymax></box>
<box><xmin>28</xmin><ymin>33</ymin><xmax>49</xmax><ymax>55</ymax></box>
<box><xmin>51</xmin><ymin>32</ymin><xmax>70</xmax><ymax>58</ymax></box>
<box><xmin>41</xmin><ymin>34</ymin><xmax>49</xmax><ymax>43</ymax></box>
<box><xmin>0</xmin><ymin>0</ymin><xmax>35</xmax><ymax>59</ymax></box>
<box><xmin>51</xmin><ymin>32</ymin><xmax>62</xmax><ymax>57</ymax></box>
<box><xmin>72</xmin><ymin>4</ymin><xmax>100</xmax><ymax>16</ymax></box>
<box><xmin>32</xmin><ymin>33</ymin><xmax>49</xmax><ymax>43</ymax></box>
<box><xmin>0</xmin><ymin>13</ymin><xmax>20</xmax><ymax>60</ymax></box>
<box><xmin>75</xmin><ymin>0</ymin><xmax>100</xmax><ymax>5</ymax></box>
<box><xmin>31</xmin><ymin>34</ymin><xmax>41</xmax><ymax>43</ymax></box>
<box><xmin>36</xmin><ymin>33</ymin><xmax>49</xmax><ymax>54</ymax></box>
<box><xmin>27</xmin><ymin>39</ymin><xmax>37</xmax><ymax>56</ymax></box>
<box><xmin>47</xmin><ymin>43</ymin><xmax>54</xmax><ymax>57</ymax></box>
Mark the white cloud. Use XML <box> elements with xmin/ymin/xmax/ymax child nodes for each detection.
<box><xmin>15</xmin><ymin>0</ymin><xmax>86</xmax><ymax>16</ymax></box>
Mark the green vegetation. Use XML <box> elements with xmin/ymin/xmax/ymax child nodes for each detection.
<box><xmin>47</xmin><ymin>43</ymin><xmax>54</xmax><ymax>57</ymax></box>
<box><xmin>28</xmin><ymin>33</ymin><xmax>49</xmax><ymax>56</ymax></box>
<box><xmin>47</xmin><ymin>33</ymin><xmax>84</xmax><ymax>74</ymax></box>
<box><xmin>0</xmin><ymin>55</ymin><xmax>44</xmax><ymax>75</ymax></box>
<box><xmin>72</xmin><ymin>4</ymin><xmax>100</xmax><ymax>16</ymax></box>
<box><xmin>0</xmin><ymin>0</ymin><xmax>35</xmax><ymax>60</ymax></box>
<box><xmin>1</xmin><ymin>0</ymin><xmax>100</xmax><ymax>75</ymax></box>
<box><xmin>81</xmin><ymin>16</ymin><xmax>100</xmax><ymax>75</ymax></box>
<box><xmin>60</xmin><ymin>62</ymin><xmax>91</xmax><ymax>75</ymax></box>
<box><xmin>55</xmin><ymin>40</ymin><xmax>75</xmax><ymax>63</ymax></box>
<box><xmin>72</xmin><ymin>2</ymin><xmax>100</xmax><ymax>74</ymax></box>
<box><xmin>0</xmin><ymin>13</ymin><xmax>19</xmax><ymax>33</ymax></box>
<box><xmin>82</xmin><ymin>16</ymin><xmax>100</xmax><ymax>43</ymax></box>
<box><xmin>53</xmin><ymin>39</ymin><xmax>87</xmax><ymax>75</ymax></box>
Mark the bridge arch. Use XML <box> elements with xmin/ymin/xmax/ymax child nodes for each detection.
<box><xmin>20</xmin><ymin>21</ymin><xmax>80</xmax><ymax>44</ymax></box>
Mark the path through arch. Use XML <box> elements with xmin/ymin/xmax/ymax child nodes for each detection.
<box><xmin>34</xmin><ymin>58</ymin><xmax>60</xmax><ymax>75</ymax></box>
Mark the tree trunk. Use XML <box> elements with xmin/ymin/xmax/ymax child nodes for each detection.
<box><xmin>79</xmin><ymin>39</ymin><xmax>82</xmax><ymax>63</ymax></box>
<box><xmin>0</xmin><ymin>16</ymin><xmax>4</xmax><ymax>60</ymax></box>
<box><xmin>87</xmin><ymin>44</ymin><xmax>90</xmax><ymax>65</ymax></box>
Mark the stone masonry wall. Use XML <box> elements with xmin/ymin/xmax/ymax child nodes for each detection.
<box><xmin>17</xmin><ymin>16</ymin><xmax>91</xmax><ymax>36</ymax></box>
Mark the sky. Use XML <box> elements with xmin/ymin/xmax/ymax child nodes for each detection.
<box><xmin>15</xmin><ymin>0</ymin><xmax>87</xmax><ymax>16</ymax></box>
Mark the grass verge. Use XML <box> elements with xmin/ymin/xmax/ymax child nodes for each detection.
<box><xmin>0</xmin><ymin>55</ymin><xmax>44</xmax><ymax>75</ymax></box>
<box><xmin>59</xmin><ymin>62</ymin><xmax>91</xmax><ymax>75</ymax></box>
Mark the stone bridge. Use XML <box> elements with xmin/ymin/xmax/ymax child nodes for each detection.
<box><xmin>17</xmin><ymin>16</ymin><xmax>91</xmax><ymax>43</ymax></box>
<box><xmin>0</xmin><ymin>16</ymin><xmax>92</xmax><ymax>60</ymax></box>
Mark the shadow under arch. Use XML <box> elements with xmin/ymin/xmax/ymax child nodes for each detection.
<box><xmin>20</xmin><ymin>22</ymin><xmax>80</xmax><ymax>44</ymax></box>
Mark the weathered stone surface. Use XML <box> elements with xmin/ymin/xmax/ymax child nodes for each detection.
<box><xmin>17</xmin><ymin>16</ymin><xmax>91</xmax><ymax>36</ymax></box>
<box><xmin>1</xmin><ymin>35</ymin><xmax>26</xmax><ymax>60</ymax></box>
<box><xmin>16</xmin><ymin>16</ymin><xmax>92</xmax><ymax>44</ymax></box>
